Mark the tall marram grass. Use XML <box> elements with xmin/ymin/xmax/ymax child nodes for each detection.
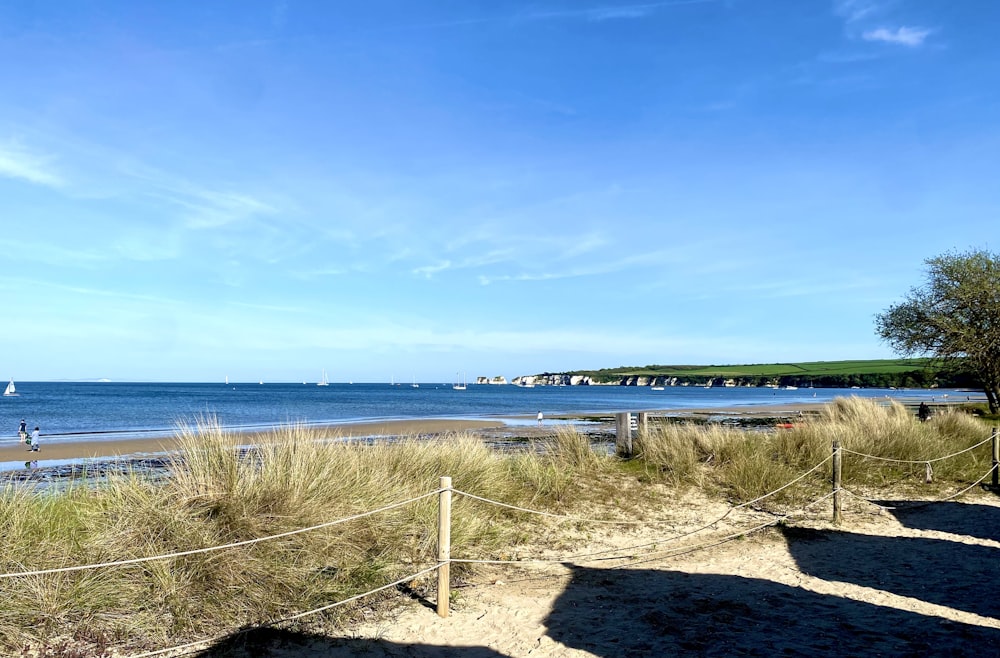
<box><xmin>635</xmin><ymin>396</ymin><xmax>993</xmax><ymax>505</ymax></box>
<box><xmin>0</xmin><ymin>421</ymin><xmax>587</xmax><ymax>655</ymax></box>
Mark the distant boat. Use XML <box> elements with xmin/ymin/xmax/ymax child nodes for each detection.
<box><xmin>3</xmin><ymin>378</ymin><xmax>17</xmax><ymax>396</ymax></box>
<box><xmin>225</xmin><ymin>375</ymin><xmax>229</xmax><ymax>385</ymax></box>
<box><xmin>318</xmin><ymin>369</ymin><xmax>329</xmax><ymax>386</ymax></box>
<box><xmin>411</xmin><ymin>376</ymin><xmax>419</xmax><ymax>388</ymax></box>
<box><xmin>259</xmin><ymin>379</ymin><xmax>263</xmax><ymax>385</ymax></box>
<box><xmin>453</xmin><ymin>372</ymin><xmax>467</xmax><ymax>390</ymax></box>
<box><xmin>784</xmin><ymin>385</ymin><xmax>798</xmax><ymax>390</ymax></box>
<box><xmin>651</xmin><ymin>386</ymin><xmax>665</xmax><ymax>391</ymax></box>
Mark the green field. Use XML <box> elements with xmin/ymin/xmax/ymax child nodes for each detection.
<box><xmin>577</xmin><ymin>358</ymin><xmax>937</xmax><ymax>378</ymax></box>
<box><xmin>552</xmin><ymin>358</ymin><xmax>970</xmax><ymax>389</ymax></box>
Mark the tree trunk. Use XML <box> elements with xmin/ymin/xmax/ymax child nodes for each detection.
<box><xmin>987</xmin><ymin>387</ymin><xmax>1000</xmax><ymax>415</ymax></box>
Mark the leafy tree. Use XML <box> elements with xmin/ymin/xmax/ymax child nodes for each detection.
<box><xmin>875</xmin><ymin>248</ymin><xmax>1000</xmax><ymax>413</ymax></box>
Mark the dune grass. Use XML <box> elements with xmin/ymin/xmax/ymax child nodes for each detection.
<box><xmin>0</xmin><ymin>398</ymin><xmax>994</xmax><ymax>655</ymax></box>
<box><xmin>635</xmin><ymin>396</ymin><xmax>994</xmax><ymax>506</ymax></box>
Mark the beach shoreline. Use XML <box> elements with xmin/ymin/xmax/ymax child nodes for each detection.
<box><xmin>0</xmin><ymin>418</ymin><xmax>506</xmax><ymax>464</ymax></box>
<box><xmin>0</xmin><ymin>395</ymin><xmax>974</xmax><ymax>466</ymax></box>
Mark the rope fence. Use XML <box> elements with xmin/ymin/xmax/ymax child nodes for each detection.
<box><xmin>840</xmin><ymin>435</ymin><xmax>993</xmax><ymax>464</ymax></box>
<box><xmin>2</xmin><ymin>424</ymin><xmax>997</xmax><ymax>657</ymax></box>
<box><xmin>0</xmin><ymin>489</ymin><xmax>444</xmax><ymax>580</ymax></box>
<box><xmin>841</xmin><ymin>463</ymin><xmax>1000</xmax><ymax>511</ymax></box>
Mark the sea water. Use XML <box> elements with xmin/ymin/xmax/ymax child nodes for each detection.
<box><xmin>0</xmin><ymin>381</ymin><xmax>958</xmax><ymax>446</ymax></box>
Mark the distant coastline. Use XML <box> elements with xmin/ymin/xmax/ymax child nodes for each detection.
<box><xmin>509</xmin><ymin>358</ymin><xmax>977</xmax><ymax>391</ymax></box>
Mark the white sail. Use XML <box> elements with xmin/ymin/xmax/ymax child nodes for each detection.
<box><xmin>453</xmin><ymin>372</ymin><xmax>467</xmax><ymax>390</ymax></box>
<box><xmin>318</xmin><ymin>369</ymin><xmax>329</xmax><ymax>386</ymax></box>
<box><xmin>3</xmin><ymin>378</ymin><xmax>16</xmax><ymax>396</ymax></box>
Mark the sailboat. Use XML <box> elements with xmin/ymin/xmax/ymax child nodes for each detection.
<box><xmin>317</xmin><ymin>369</ymin><xmax>329</xmax><ymax>386</ymax></box>
<box><xmin>453</xmin><ymin>372</ymin><xmax>467</xmax><ymax>390</ymax></box>
<box><xmin>411</xmin><ymin>376</ymin><xmax>419</xmax><ymax>388</ymax></box>
<box><xmin>3</xmin><ymin>378</ymin><xmax>17</xmax><ymax>397</ymax></box>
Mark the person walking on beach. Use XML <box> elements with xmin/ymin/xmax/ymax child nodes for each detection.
<box><xmin>18</xmin><ymin>419</ymin><xmax>27</xmax><ymax>442</ymax></box>
<box><xmin>537</xmin><ymin>411</ymin><xmax>544</xmax><ymax>426</ymax></box>
<box><xmin>28</xmin><ymin>426</ymin><xmax>39</xmax><ymax>452</ymax></box>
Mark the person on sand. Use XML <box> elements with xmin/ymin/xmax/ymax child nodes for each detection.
<box><xmin>28</xmin><ymin>426</ymin><xmax>39</xmax><ymax>452</ymax></box>
<box><xmin>537</xmin><ymin>411</ymin><xmax>543</xmax><ymax>426</ymax></box>
<box><xmin>18</xmin><ymin>419</ymin><xmax>26</xmax><ymax>442</ymax></box>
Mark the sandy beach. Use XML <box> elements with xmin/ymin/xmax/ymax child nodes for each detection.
<box><xmin>0</xmin><ymin>418</ymin><xmax>506</xmax><ymax>464</ymax></box>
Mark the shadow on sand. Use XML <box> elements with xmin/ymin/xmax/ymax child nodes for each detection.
<box><xmin>193</xmin><ymin>626</ymin><xmax>508</xmax><ymax>657</ymax></box>
<box><xmin>782</xmin><ymin>504</ymin><xmax>1000</xmax><ymax>619</ymax></box>
<box><xmin>543</xmin><ymin>562</ymin><xmax>1000</xmax><ymax>656</ymax></box>
<box><xmin>878</xmin><ymin>498</ymin><xmax>1000</xmax><ymax>543</ymax></box>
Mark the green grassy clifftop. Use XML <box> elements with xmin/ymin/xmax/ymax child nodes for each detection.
<box><xmin>518</xmin><ymin>359</ymin><xmax>976</xmax><ymax>389</ymax></box>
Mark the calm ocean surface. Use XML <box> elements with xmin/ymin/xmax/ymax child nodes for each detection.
<box><xmin>0</xmin><ymin>381</ymin><xmax>957</xmax><ymax>446</ymax></box>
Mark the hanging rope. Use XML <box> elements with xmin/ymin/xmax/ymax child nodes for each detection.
<box><xmin>840</xmin><ymin>435</ymin><xmax>992</xmax><ymax>465</ymax></box>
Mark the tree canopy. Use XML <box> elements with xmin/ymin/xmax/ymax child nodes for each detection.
<box><xmin>875</xmin><ymin>248</ymin><xmax>1000</xmax><ymax>413</ymax></box>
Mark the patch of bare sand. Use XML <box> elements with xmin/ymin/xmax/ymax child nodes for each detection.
<box><xmin>189</xmin><ymin>488</ymin><xmax>1000</xmax><ymax>657</ymax></box>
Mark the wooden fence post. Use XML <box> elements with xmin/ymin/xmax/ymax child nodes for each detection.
<box><xmin>992</xmin><ymin>428</ymin><xmax>999</xmax><ymax>489</ymax></box>
<box><xmin>832</xmin><ymin>441</ymin><xmax>842</xmax><ymax>524</ymax></box>
<box><xmin>615</xmin><ymin>412</ymin><xmax>633</xmax><ymax>457</ymax></box>
<box><xmin>437</xmin><ymin>476</ymin><xmax>452</xmax><ymax>618</ymax></box>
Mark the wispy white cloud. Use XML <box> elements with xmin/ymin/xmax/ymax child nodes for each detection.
<box><xmin>120</xmin><ymin>161</ymin><xmax>278</xmax><ymax>230</ymax></box>
<box><xmin>524</xmin><ymin>0</ymin><xmax>716</xmax><ymax>22</ymax></box>
<box><xmin>586</xmin><ymin>5</ymin><xmax>659</xmax><ymax>20</ymax></box>
<box><xmin>183</xmin><ymin>190</ymin><xmax>277</xmax><ymax>229</ymax></box>
<box><xmin>862</xmin><ymin>26</ymin><xmax>932</xmax><ymax>46</ymax></box>
<box><xmin>833</xmin><ymin>0</ymin><xmax>882</xmax><ymax>24</ymax></box>
<box><xmin>2</xmin><ymin>276</ymin><xmax>185</xmax><ymax>306</ymax></box>
<box><xmin>0</xmin><ymin>141</ymin><xmax>64</xmax><ymax>187</ymax></box>
<box><xmin>476</xmin><ymin>246</ymin><xmax>691</xmax><ymax>285</ymax></box>
<box><xmin>413</xmin><ymin>260</ymin><xmax>453</xmax><ymax>278</ymax></box>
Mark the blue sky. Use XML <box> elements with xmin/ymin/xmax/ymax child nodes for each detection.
<box><xmin>1</xmin><ymin>0</ymin><xmax>996</xmax><ymax>383</ymax></box>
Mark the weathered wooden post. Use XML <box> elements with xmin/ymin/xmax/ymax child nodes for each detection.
<box><xmin>637</xmin><ymin>412</ymin><xmax>649</xmax><ymax>437</ymax></box>
<box><xmin>992</xmin><ymin>427</ymin><xmax>999</xmax><ymax>489</ymax></box>
<box><xmin>615</xmin><ymin>412</ymin><xmax>633</xmax><ymax>457</ymax></box>
<box><xmin>437</xmin><ymin>476</ymin><xmax>452</xmax><ymax>618</ymax></box>
<box><xmin>832</xmin><ymin>441</ymin><xmax>842</xmax><ymax>524</ymax></box>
